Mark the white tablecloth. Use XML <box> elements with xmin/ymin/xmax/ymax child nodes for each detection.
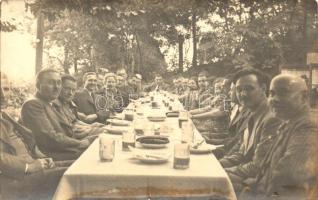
<box><xmin>53</xmin><ymin>94</ymin><xmax>237</xmax><ymax>200</ymax></box>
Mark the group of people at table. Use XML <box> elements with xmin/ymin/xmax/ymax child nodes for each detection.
<box><xmin>0</xmin><ymin>66</ymin><xmax>317</xmax><ymax>200</ymax></box>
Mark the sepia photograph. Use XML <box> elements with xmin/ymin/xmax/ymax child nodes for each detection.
<box><xmin>1</xmin><ymin>0</ymin><xmax>318</xmax><ymax>199</ymax></box>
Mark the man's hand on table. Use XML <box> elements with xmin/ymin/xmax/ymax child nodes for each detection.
<box><xmin>78</xmin><ymin>138</ymin><xmax>90</xmax><ymax>149</ymax></box>
<box><xmin>92</xmin><ymin>122</ymin><xmax>105</xmax><ymax>127</ymax></box>
<box><xmin>85</xmin><ymin>114</ymin><xmax>98</xmax><ymax>123</ymax></box>
<box><xmin>27</xmin><ymin>158</ymin><xmax>56</xmax><ymax>174</ymax></box>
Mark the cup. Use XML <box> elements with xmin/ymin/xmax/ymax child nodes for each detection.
<box><xmin>134</xmin><ymin>117</ymin><xmax>144</xmax><ymax>135</ymax></box>
<box><xmin>181</xmin><ymin>122</ymin><xmax>194</xmax><ymax>144</ymax></box>
<box><xmin>99</xmin><ymin>134</ymin><xmax>115</xmax><ymax>162</ymax></box>
<box><xmin>178</xmin><ymin>111</ymin><xmax>188</xmax><ymax>128</ymax></box>
<box><xmin>125</xmin><ymin>111</ymin><xmax>134</xmax><ymax>121</ymax></box>
<box><xmin>122</xmin><ymin>131</ymin><xmax>136</xmax><ymax>151</ymax></box>
<box><xmin>152</xmin><ymin>123</ymin><xmax>161</xmax><ymax>135</ymax></box>
<box><xmin>173</xmin><ymin>143</ymin><xmax>190</xmax><ymax>169</ymax></box>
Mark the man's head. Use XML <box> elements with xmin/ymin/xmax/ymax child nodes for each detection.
<box><xmin>188</xmin><ymin>78</ymin><xmax>197</xmax><ymax>90</ymax></box>
<box><xmin>198</xmin><ymin>71</ymin><xmax>208</xmax><ymax>90</ymax></box>
<box><xmin>269</xmin><ymin>74</ymin><xmax>308</xmax><ymax>120</ymax></box>
<box><xmin>213</xmin><ymin>78</ymin><xmax>225</xmax><ymax>95</ymax></box>
<box><xmin>60</xmin><ymin>74</ymin><xmax>77</xmax><ymax>103</ymax></box>
<box><xmin>83</xmin><ymin>72</ymin><xmax>97</xmax><ymax>92</ymax></box>
<box><xmin>116</xmin><ymin>75</ymin><xmax>125</xmax><ymax>88</ymax></box>
<box><xmin>233</xmin><ymin>68</ymin><xmax>269</xmax><ymax>110</ymax></box>
<box><xmin>1</xmin><ymin>72</ymin><xmax>11</xmax><ymax>99</ymax></box>
<box><xmin>155</xmin><ymin>75</ymin><xmax>163</xmax><ymax>85</ymax></box>
<box><xmin>36</xmin><ymin>68</ymin><xmax>62</xmax><ymax>102</ymax></box>
<box><xmin>0</xmin><ymin>87</ymin><xmax>6</xmax><ymax>109</ymax></box>
<box><xmin>104</xmin><ymin>73</ymin><xmax>117</xmax><ymax>90</ymax></box>
<box><xmin>116</xmin><ymin>68</ymin><xmax>128</xmax><ymax>80</ymax></box>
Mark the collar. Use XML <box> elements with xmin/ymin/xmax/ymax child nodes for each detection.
<box><xmin>35</xmin><ymin>92</ymin><xmax>51</xmax><ymax>104</ymax></box>
<box><xmin>249</xmin><ymin>99</ymin><xmax>269</xmax><ymax>120</ymax></box>
<box><xmin>52</xmin><ymin>98</ymin><xmax>78</xmax><ymax>109</ymax></box>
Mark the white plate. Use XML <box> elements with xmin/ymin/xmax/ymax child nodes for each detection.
<box><xmin>136</xmin><ymin>136</ymin><xmax>169</xmax><ymax>149</ymax></box>
<box><xmin>138</xmin><ymin>143</ymin><xmax>167</xmax><ymax>149</ymax></box>
<box><xmin>147</xmin><ymin>116</ymin><xmax>166</xmax><ymax>122</ymax></box>
<box><xmin>190</xmin><ymin>144</ymin><xmax>219</xmax><ymax>154</ymax></box>
<box><xmin>105</xmin><ymin>126</ymin><xmax>128</xmax><ymax>135</ymax></box>
<box><xmin>129</xmin><ymin>146</ymin><xmax>170</xmax><ymax>164</ymax></box>
<box><xmin>107</xmin><ymin>119</ymin><xmax>131</xmax><ymax>126</ymax></box>
<box><xmin>135</xmin><ymin>154</ymin><xmax>169</xmax><ymax>164</ymax></box>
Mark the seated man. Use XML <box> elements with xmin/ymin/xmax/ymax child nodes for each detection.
<box><xmin>21</xmin><ymin>68</ymin><xmax>92</xmax><ymax>160</ymax></box>
<box><xmin>240</xmin><ymin>74</ymin><xmax>317</xmax><ymax>199</ymax></box>
<box><xmin>144</xmin><ymin>74</ymin><xmax>169</xmax><ymax>92</ymax></box>
<box><xmin>190</xmin><ymin>78</ymin><xmax>231</xmax><ymax>136</ymax></box>
<box><xmin>73</xmin><ymin>72</ymin><xmax>109</xmax><ymax>124</ymax></box>
<box><xmin>179</xmin><ymin>77</ymin><xmax>199</xmax><ymax>111</ymax></box>
<box><xmin>195</xmin><ymin>71</ymin><xmax>213</xmax><ymax>108</ymax></box>
<box><xmin>116</xmin><ymin>74</ymin><xmax>133</xmax><ymax>108</ymax></box>
<box><xmin>0</xmin><ymin>87</ymin><xmax>72</xmax><ymax>200</ymax></box>
<box><xmin>218</xmin><ymin>68</ymin><xmax>281</xmax><ymax>193</ymax></box>
<box><xmin>52</xmin><ymin>74</ymin><xmax>105</xmax><ymax>139</ymax></box>
<box><xmin>129</xmin><ymin>74</ymin><xmax>144</xmax><ymax>98</ymax></box>
<box><xmin>210</xmin><ymin>82</ymin><xmax>251</xmax><ymax>159</ymax></box>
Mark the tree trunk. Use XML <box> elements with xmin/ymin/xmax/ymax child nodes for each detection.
<box><xmin>63</xmin><ymin>47</ymin><xmax>70</xmax><ymax>74</ymax></box>
<box><xmin>135</xmin><ymin>33</ymin><xmax>143</xmax><ymax>74</ymax></box>
<box><xmin>178</xmin><ymin>34</ymin><xmax>184</xmax><ymax>73</ymax></box>
<box><xmin>74</xmin><ymin>58</ymin><xmax>78</xmax><ymax>74</ymax></box>
<box><xmin>35</xmin><ymin>11</ymin><xmax>44</xmax><ymax>74</ymax></box>
<box><xmin>302</xmin><ymin>0</ymin><xmax>308</xmax><ymax>64</ymax></box>
<box><xmin>192</xmin><ymin>7</ymin><xmax>197</xmax><ymax>68</ymax></box>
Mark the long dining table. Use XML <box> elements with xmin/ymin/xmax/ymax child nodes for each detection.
<box><xmin>53</xmin><ymin>92</ymin><xmax>237</xmax><ymax>200</ymax></box>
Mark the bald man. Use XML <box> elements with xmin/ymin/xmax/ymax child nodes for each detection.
<box><xmin>242</xmin><ymin>74</ymin><xmax>317</xmax><ymax>199</ymax></box>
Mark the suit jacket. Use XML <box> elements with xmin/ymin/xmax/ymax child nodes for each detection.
<box><xmin>256</xmin><ymin>111</ymin><xmax>317</xmax><ymax>195</ymax></box>
<box><xmin>21</xmin><ymin>93</ymin><xmax>82</xmax><ymax>156</ymax></box>
<box><xmin>220</xmin><ymin>100</ymin><xmax>281</xmax><ymax>170</ymax></box>
<box><xmin>0</xmin><ymin>113</ymin><xmax>33</xmax><ymax>179</ymax></box>
<box><xmin>143</xmin><ymin>83</ymin><xmax>169</xmax><ymax>93</ymax></box>
<box><xmin>223</xmin><ymin>107</ymin><xmax>251</xmax><ymax>153</ymax></box>
<box><xmin>73</xmin><ymin>88</ymin><xmax>109</xmax><ymax>123</ymax></box>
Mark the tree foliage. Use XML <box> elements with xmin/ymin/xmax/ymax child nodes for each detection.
<box><xmin>27</xmin><ymin>0</ymin><xmax>318</xmax><ymax>79</ymax></box>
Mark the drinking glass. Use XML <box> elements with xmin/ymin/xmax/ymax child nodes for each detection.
<box><xmin>173</xmin><ymin>143</ymin><xmax>190</xmax><ymax>169</ymax></box>
<box><xmin>122</xmin><ymin>131</ymin><xmax>136</xmax><ymax>151</ymax></box>
<box><xmin>99</xmin><ymin>134</ymin><xmax>115</xmax><ymax>162</ymax></box>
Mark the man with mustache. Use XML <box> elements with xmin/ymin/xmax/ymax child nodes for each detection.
<box><xmin>73</xmin><ymin>72</ymin><xmax>109</xmax><ymax>123</ymax></box>
<box><xmin>219</xmin><ymin>68</ymin><xmax>281</xmax><ymax>193</ymax></box>
<box><xmin>241</xmin><ymin>74</ymin><xmax>317</xmax><ymax>199</ymax></box>
<box><xmin>21</xmin><ymin>68</ymin><xmax>91</xmax><ymax>160</ymax></box>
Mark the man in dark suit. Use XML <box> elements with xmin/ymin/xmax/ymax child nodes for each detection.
<box><xmin>52</xmin><ymin>74</ymin><xmax>105</xmax><ymax>139</ymax></box>
<box><xmin>241</xmin><ymin>74</ymin><xmax>317</xmax><ymax>199</ymax></box>
<box><xmin>73</xmin><ymin>72</ymin><xmax>109</xmax><ymax>123</ymax></box>
<box><xmin>21</xmin><ymin>68</ymin><xmax>91</xmax><ymax>160</ymax></box>
<box><xmin>0</xmin><ymin>87</ymin><xmax>71</xmax><ymax>200</ymax></box>
<box><xmin>210</xmin><ymin>82</ymin><xmax>251</xmax><ymax>159</ymax></box>
<box><xmin>218</xmin><ymin>68</ymin><xmax>281</xmax><ymax>193</ymax></box>
<box><xmin>144</xmin><ymin>74</ymin><xmax>169</xmax><ymax>92</ymax></box>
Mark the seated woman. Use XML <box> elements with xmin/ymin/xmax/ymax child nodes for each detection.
<box><xmin>96</xmin><ymin>73</ymin><xmax>124</xmax><ymax>114</ymax></box>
